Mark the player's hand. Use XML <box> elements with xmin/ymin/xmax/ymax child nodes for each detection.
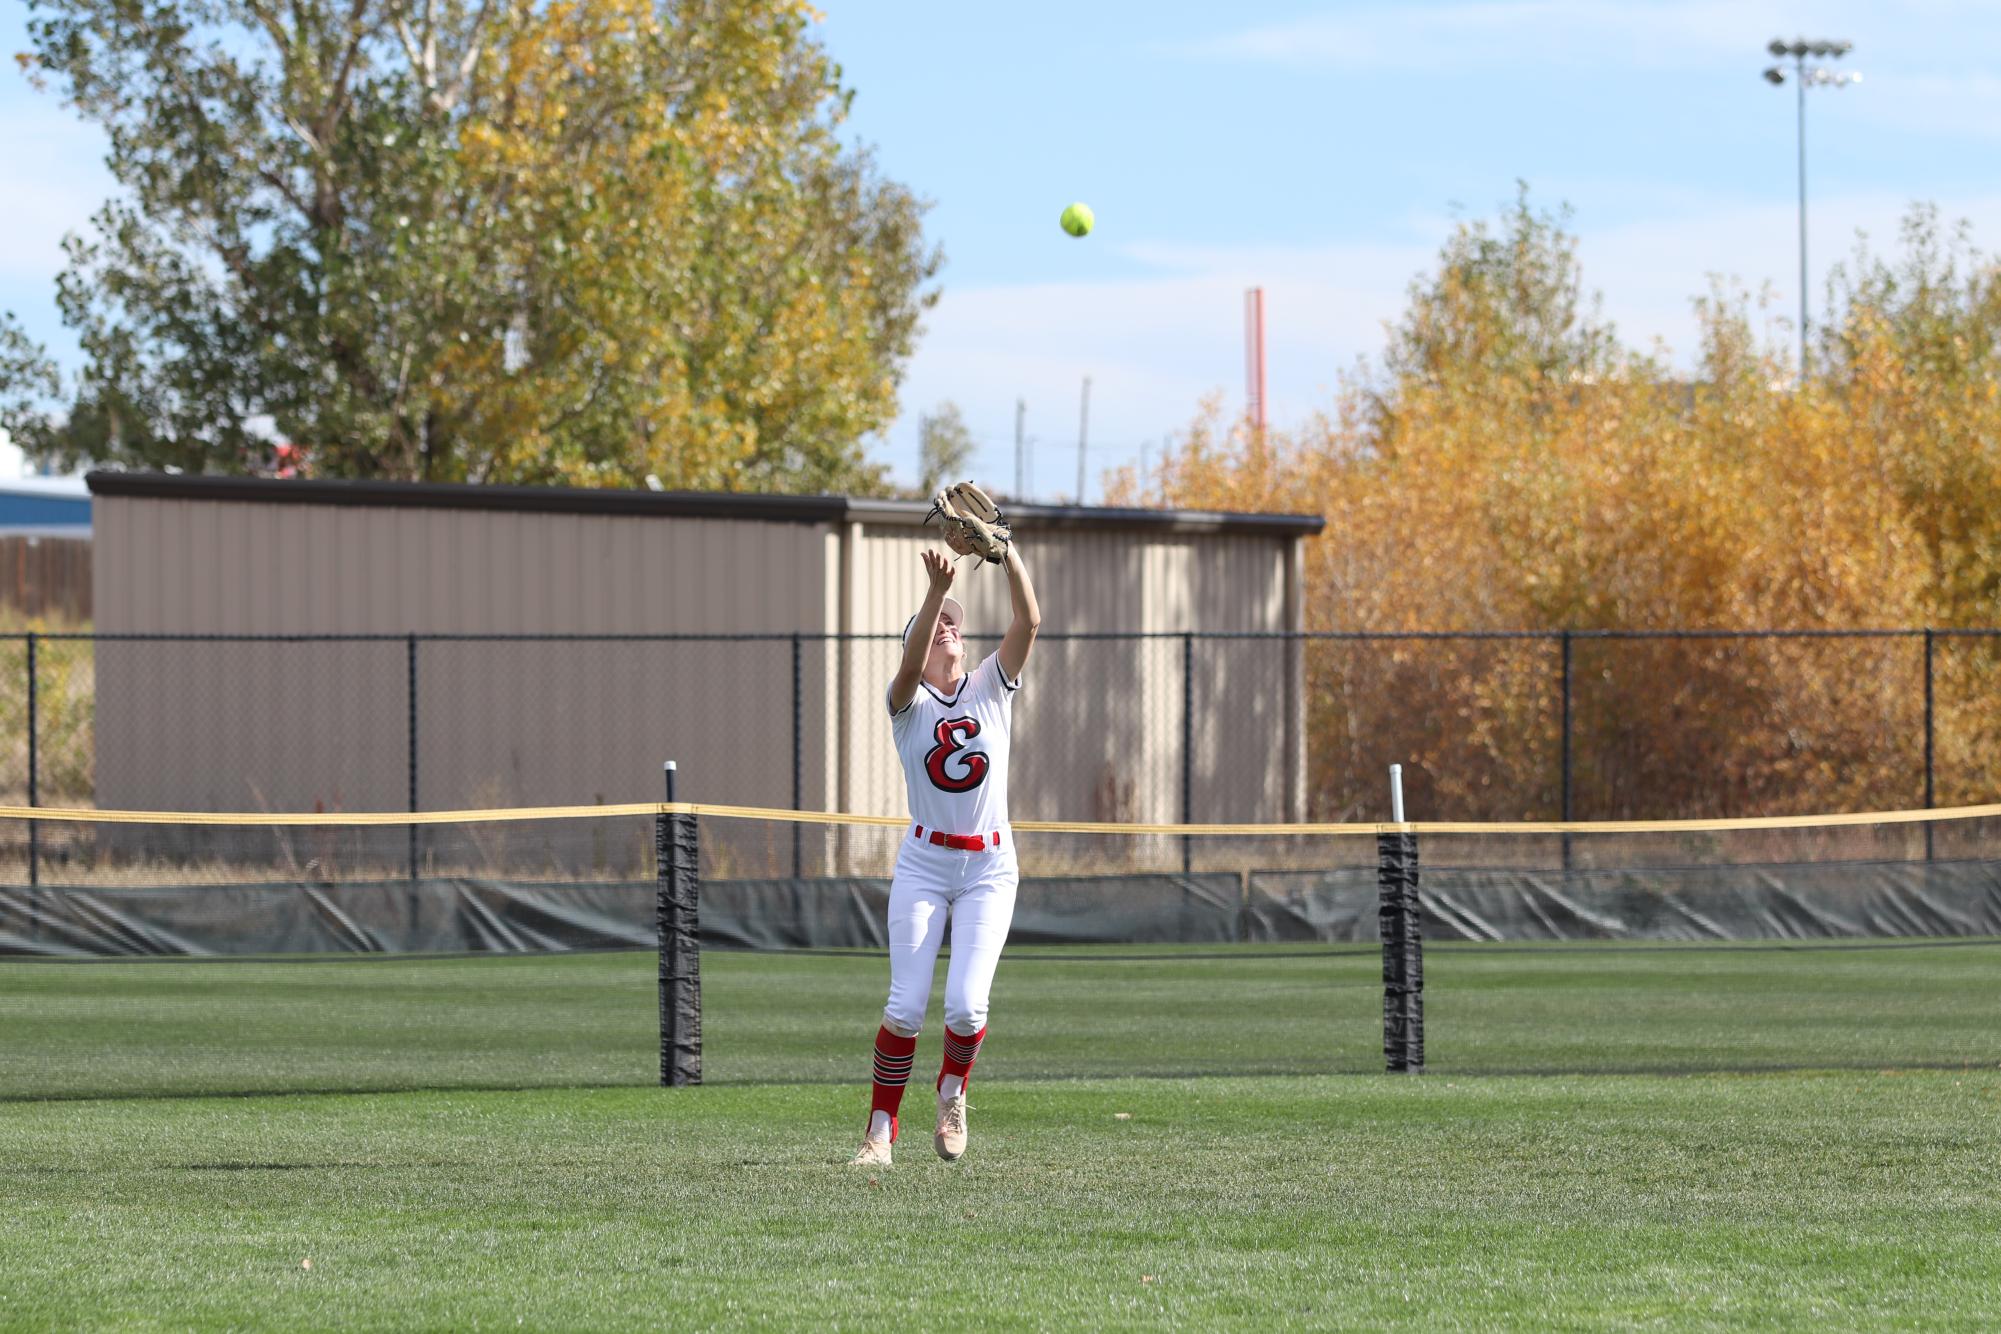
<box><xmin>922</xmin><ymin>548</ymin><xmax>956</xmax><ymax>593</ymax></box>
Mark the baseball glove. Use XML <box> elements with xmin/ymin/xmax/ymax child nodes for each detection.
<box><xmin>926</xmin><ymin>481</ymin><xmax>1012</xmax><ymax>565</ymax></box>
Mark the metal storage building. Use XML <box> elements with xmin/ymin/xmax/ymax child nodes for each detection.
<box><xmin>86</xmin><ymin>473</ymin><xmax>1322</xmax><ymax>831</ymax></box>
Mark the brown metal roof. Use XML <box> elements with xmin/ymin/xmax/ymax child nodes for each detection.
<box><xmin>85</xmin><ymin>471</ymin><xmax>1326</xmax><ymax>536</ymax></box>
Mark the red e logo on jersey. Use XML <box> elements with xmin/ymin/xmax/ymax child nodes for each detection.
<box><xmin>925</xmin><ymin>717</ymin><xmax>989</xmax><ymax>793</ymax></box>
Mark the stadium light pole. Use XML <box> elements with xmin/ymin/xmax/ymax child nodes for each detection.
<box><xmin>1762</xmin><ymin>37</ymin><xmax>1859</xmax><ymax>380</ymax></box>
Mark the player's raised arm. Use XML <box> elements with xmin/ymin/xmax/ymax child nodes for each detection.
<box><xmin>888</xmin><ymin>550</ymin><xmax>956</xmax><ymax>714</ymax></box>
<box><xmin>998</xmin><ymin>543</ymin><xmax>1040</xmax><ymax>683</ymax></box>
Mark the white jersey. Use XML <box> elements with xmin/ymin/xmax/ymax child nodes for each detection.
<box><xmin>887</xmin><ymin>652</ymin><xmax>1021</xmax><ymax>837</ymax></box>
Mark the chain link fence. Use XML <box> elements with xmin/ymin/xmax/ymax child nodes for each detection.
<box><xmin>2</xmin><ymin>630</ymin><xmax>1997</xmax><ymax>839</ymax></box>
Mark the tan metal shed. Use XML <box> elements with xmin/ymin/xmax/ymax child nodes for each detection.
<box><xmin>86</xmin><ymin>474</ymin><xmax>1322</xmax><ymax>829</ymax></box>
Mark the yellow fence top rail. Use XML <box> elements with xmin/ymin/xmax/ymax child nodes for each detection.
<box><xmin>2</xmin><ymin>800</ymin><xmax>1998</xmax><ymax>835</ymax></box>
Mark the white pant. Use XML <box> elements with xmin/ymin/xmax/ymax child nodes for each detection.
<box><xmin>880</xmin><ymin>832</ymin><xmax>1018</xmax><ymax>1038</ymax></box>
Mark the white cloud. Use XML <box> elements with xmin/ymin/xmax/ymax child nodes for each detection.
<box><xmin>890</xmin><ymin>187</ymin><xmax>2001</xmax><ymax>499</ymax></box>
<box><xmin>1170</xmin><ymin>1</ymin><xmax>1796</xmax><ymax>72</ymax></box>
<box><xmin>1856</xmin><ymin>71</ymin><xmax>2001</xmax><ymax>141</ymax></box>
<box><xmin>1171</xmin><ymin>0</ymin><xmax>2001</xmax><ymax>93</ymax></box>
<box><xmin>1167</xmin><ymin>2</ymin><xmax>2001</xmax><ymax>156</ymax></box>
<box><xmin>889</xmin><ymin>242</ymin><xmax>1432</xmax><ymax>500</ymax></box>
<box><xmin>1579</xmin><ymin>190</ymin><xmax>2001</xmax><ymax>360</ymax></box>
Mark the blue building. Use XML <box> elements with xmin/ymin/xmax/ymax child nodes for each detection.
<box><xmin>0</xmin><ymin>476</ymin><xmax>92</xmax><ymax>621</ymax></box>
<box><xmin>0</xmin><ymin>476</ymin><xmax>92</xmax><ymax>537</ymax></box>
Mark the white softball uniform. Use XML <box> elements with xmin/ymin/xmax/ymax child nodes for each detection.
<box><xmin>880</xmin><ymin>651</ymin><xmax>1022</xmax><ymax>1037</ymax></box>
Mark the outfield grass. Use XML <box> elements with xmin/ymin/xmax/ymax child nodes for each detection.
<box><xmin>3</xmin><ymin>943</ymin><xmax>1999</xmax><ymax>1327</ymax></box>
<box><xmin>3</xmin><ymin>940</ymin><xmax>1999</xmax><ymax>1100</ymax></box>
<box><xmin>2</xmin><ymin>1073</ymin><xmax>1999</xmax><ymax>1328</ymax></box>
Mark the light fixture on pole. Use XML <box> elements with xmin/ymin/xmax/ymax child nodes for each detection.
<box><xmin>1762</xmin><ymin>37</ymin><xmax>1859</xmax><ymax>379</ymax></box>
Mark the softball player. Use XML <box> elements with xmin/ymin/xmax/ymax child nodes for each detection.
<box><xmin>850</xmin><ymin>540</ymin><xmax>1040</xmax><ymax>1167</ymax></box>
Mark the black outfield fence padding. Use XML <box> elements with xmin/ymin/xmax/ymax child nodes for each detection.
<box><xmin>637</xmin><ymin>812</ymin><xmax>1444</xmax><ymax>1086</ymax></box>
<box><xmin>1377</xmin><ymin>831</ymin><xmax>1424</xmax><ymax>1074</ymax></box>
<box><xmin>7</xmin><ymin>804</ymin><xmax>2001</xmax><ymax>1097</ymax></box>
<box><xmin>9</xmin><ymin>856</ymin><xmax>1999</xmax><ymax>958</ymax></box>
<box><xmin>657</xmin><ymin>806</ymin><xmax>701</xmax><ymax>1089</ymax></box>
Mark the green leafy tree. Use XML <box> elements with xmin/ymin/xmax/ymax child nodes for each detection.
<box><xmin>19</xmin><ymin>0</ymin><xmax>938</xmax><ymax>489</ymax></box>
<box><xmin>0</xmin><ymin>313</ymin><xmax>60</xmax><ymax>444</ymax></box>
<box><xmin>436</xmin><ymin>0</ymin><xmax>936</xmax><ymax>493</ymax></box>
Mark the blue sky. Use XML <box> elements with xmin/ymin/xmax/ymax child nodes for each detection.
<box><xmin>6</xmin><ymin>1</ymin><xmax>2000</xmax><ymax>494</ymax></box>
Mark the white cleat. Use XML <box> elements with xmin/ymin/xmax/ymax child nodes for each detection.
<box><xmin>933</xmin><ymin>1093</ymin><xmax>968</xmax><ymax>1161</ymax></box>
<box><xmin>849</xmin><ymin>1136</ymin><xmax>893</xmax><ymax>1168</ymax></box>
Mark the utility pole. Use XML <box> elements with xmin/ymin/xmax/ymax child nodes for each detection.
<box><xmin>1014</xmin><ymin>398</ymin><xmax>1026</xmax><ymax>500</ymax></box>
<box><xmin>1076</xmin><ymin>376</ymin><xmax>1091</xmax><ymax>506</ymax></box>
<box><xmin>1245</xmin><ymin>287</ymin><xmax>1268</xmax><ymax>433</ymax></box>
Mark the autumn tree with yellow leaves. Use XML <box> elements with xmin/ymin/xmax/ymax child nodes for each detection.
<box><xmin>15</xmin><ymin>0</ymin><xmax>936</xmax><ymax>491</ymax></box>
<box><xmin>1108</xmin><ymin>193</ymin><xmax>2001</xmax><ymax>821</ymax></box>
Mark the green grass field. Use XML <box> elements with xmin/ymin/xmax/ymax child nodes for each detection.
<box><xmin>4</xmin><ymin>942</ymin><xmax>2000</xmax><ymax>1327</ymax></box>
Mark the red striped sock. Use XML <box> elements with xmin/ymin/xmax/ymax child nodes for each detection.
<box><xmin>869</xmin><ymin>1026</ymin><xmax>917</xmax><ymax>1141</ymax></box>
<box><xmin>937</xmin><ymin>1025</ymin><xmax>987</xmax><ymax>1092</ymax></box>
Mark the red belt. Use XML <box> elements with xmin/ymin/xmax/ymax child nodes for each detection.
<box><xmin>912</xmin><ymin>825</ymin><xmax>1000</xmax><ymax>852</ymax></box>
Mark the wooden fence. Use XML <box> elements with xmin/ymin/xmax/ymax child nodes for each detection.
<box><xmin>0</xmin><ymin>536</ymin><xmax>91</xmax><ymax>623</ymax></box>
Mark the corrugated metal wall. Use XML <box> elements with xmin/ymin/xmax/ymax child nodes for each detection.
<box><xmin>91</xmin><ymin>489</ymin><xmax>1307</xmax><ymax>831</ymax></box>
<box><xmin>844</xmin><ymin>526</ymin><xmax>1299</xmax><ymax>824</ymax></box>
<box><xmin>93</xmin><ymin>497</ymin><xmax>833</xmax><ymax>817</ymax></box>
<box><xmin>94</xmin><ymin>497</ymin><xmax>827</xmax><ymax>632</ymax></box>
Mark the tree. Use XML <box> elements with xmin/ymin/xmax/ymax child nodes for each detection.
<box><xmin>437</xmin><ymin>0</ymin><xmax>938</xmax><ymax>492</ymax></box>
<box><xmin>916</xmin><ymin>401</ymin><xmax>975</xmax><ymax>496</ymax></box>
<box><xmin>0</xmin><ymin>314</ymin><xmax>60</xmax><ymax>445</ymax></box>
<box><xmin>1821</xmin><ymin>206</ymin><xmax>2001</xmax><ymax>627</ymax></box>
<box><xmin>1820</xmin><ymin>208</ymin><xmax>2001</xmax><ymax>805</ymax></box>
<box><xmin>1107</xmin><ymin>191</ymin><xmax>1975</xmax><ymax>821</ymax></box>
<box><xmin>19</xmin><ymin>0</ymin><xmax>938</xmax><ymax>489</ymax></box>
<box><xmin>1381</xmin><ymin>185</ymin><xmax>1619</xmax><ymax>397</ymax></box>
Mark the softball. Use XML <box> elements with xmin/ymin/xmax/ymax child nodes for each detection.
<box><xmin>1060</xmin><ymin>202</ymin><xmax>1094</xmax><ymax>238</ymax></box>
